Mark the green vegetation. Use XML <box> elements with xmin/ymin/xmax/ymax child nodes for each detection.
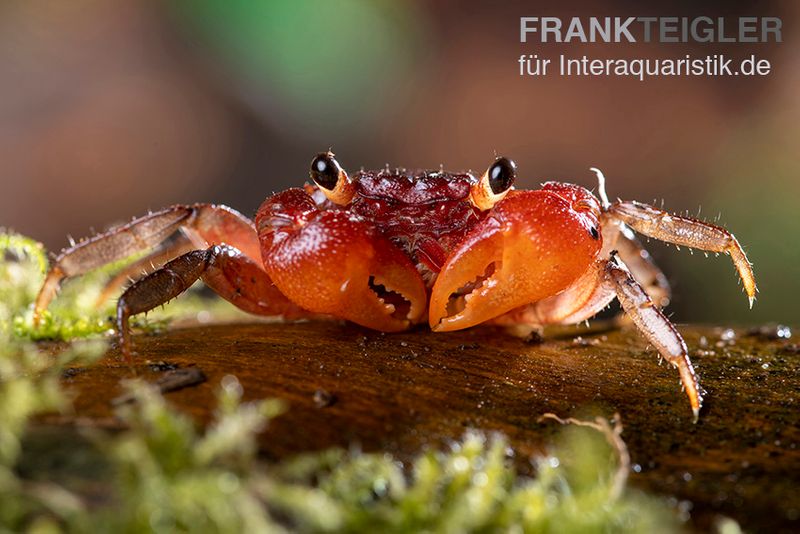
<box><xmin>0</xmin><ymin>231</ymin><xmax>690</xmax><ymax>532</ymax></box>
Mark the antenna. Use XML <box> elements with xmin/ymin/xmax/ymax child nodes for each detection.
<box><xmin>589</xmin><ymin>167</ymin><xmax>611</xmax><ymax>210</ymax></box>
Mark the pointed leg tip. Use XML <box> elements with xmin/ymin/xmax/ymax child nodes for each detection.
<box><xmin>692</xmin><ymin>406</ymin><xmax>701</xmax><ymax>424</ymax></box>
<box><xmin>748</xmin><ymin>296</ymin><xmax>755</xmax><ymax>309</ymax></box>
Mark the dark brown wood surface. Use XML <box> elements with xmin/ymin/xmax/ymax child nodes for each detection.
<box><xmin>48</xmin><ymin>321</ymin><xmax>799</xmax><ymax>532</ymax></box>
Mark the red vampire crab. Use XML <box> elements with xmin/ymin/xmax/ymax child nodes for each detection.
<box><xmin>33</xmin><ymin>153</ymin><xmax>756</xmax><ymax>419</ymax></box>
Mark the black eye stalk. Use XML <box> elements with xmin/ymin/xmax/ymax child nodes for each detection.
<box><xmin>487</xmin><ymin>157</ymin><xmax>517</xmax><ymax>195</ymax></box>
<box><xmin>310</xmin><ymin>152</ymin><xmax>343</xmax><ymax>191</ymax></box>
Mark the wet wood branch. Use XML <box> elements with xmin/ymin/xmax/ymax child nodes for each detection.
<box><xmin>44</xmin><ymin>321</ymin><xmax>799</xmax><ymax>532</ymax></box>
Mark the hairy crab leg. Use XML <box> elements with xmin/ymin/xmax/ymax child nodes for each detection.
<box><xmin>34</xmin><ymin>204</ymin><xmax>262</xmax><ymax>323</ymax></box>
<box><xmin>117</xmin><ymin>245</ymin><xmax>307</xmax><ymax>361</ymax></box>
<box><xmin>35</xmin><ymin>207</ymin><xmax>193</xmax><ymax>323</ymax></box>
<box><xmin>602</xmin><ymin>221</ymin><xmax>672</xmax><ymax>309</ymax></box>
<box><xmin>607</xmin><ymin>201</ymin><xmax>756</xmax><ymax>307</ymax></box>
<box><xmin>493</xmin><ymin>254</ymin><xmax>700</xmax><ymax>419</ymax></box>
<box><xmin>94</xmin><ymin>234</ymin><xmax>196</xmax><ymax>307</ymax></box>
<box><xmin>604</xmin><ymin>255</ymin><xmax>702</xmax><ymax>420</ymax></box>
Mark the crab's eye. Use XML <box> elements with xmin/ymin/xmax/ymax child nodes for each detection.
<box><xmin>310</xmin><ymin>152</ymin><xmax>341</xmax><ymax>190</ymax></box>
<box><xmin>488</xmin><ymin>157</ymin><xmax>516</xmax><ymax>194</ymax></box>
<box><xmin>309</xmin><ymin>151</ymin><xmax>355</xmax><ymax>205</ymax></box>
<box><xmin>470</xmin><ymin>156</ymin><xmax>517</xmax><ymax>211</ymax></box>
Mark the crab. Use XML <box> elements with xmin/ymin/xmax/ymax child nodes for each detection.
<box><xmin>33</xmin><ymin>153</ymin><xmax>756</xmax><ymax>419</ymax></box>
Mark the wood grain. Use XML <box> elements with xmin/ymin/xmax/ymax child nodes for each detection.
<box><xmin>47</xmin><ymin>321</ymin><xmax>800</xmax><ymax>532</ymax></box>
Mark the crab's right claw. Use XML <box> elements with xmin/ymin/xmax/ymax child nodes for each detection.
<box><xmin>428</xmin><ymin>191</ymin><xmax>602</xmax><ymax>331</ymax></box>
<box><xmin>259</xmin><ymin>190</ymin><xmax>426</xmax><ymax>332</ymax></box>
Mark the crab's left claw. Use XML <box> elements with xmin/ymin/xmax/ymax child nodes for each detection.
<box><xmin>429</xmin><ymin>191</ymin><xmax>602</xmax><ymax>331</ymax></box>
<box><xmin>258</xmin><ymin>189</ymin><xmax>427</xmax><ymax>332</ymax></box>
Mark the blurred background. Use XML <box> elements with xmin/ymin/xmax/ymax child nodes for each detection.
<box><xmin>1</xmin><ymin>0</ymin><xmax>797</xmax><ymax>323</ymax></box>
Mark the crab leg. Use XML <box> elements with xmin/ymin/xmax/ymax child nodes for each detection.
<box><xmin>492</xmin><ymin>254</ymin><xmax>701</xmax><ymax>418</ymax></box>
<box><xmin>35</xmin><ymin>207</ymin><xmax>192</xmax><ymax>323</ymax></box>
<box><xmin>117</xmin><ymin>244</ymin><xmax>306</xmax><ymax>361</ymax></box>
<box><xmin>598</xmin><ymin>218</ymin><xmax>671</xmax><ymax>310</ymax></box>
<box><xmin>604</xmin><ymin>255</ymin><xmax>702</xmax><ymax>420</ymax></box>
<box><xmin>607</xmin><ymin>201</ymin><xmax>756</xmax><ymax>307</ymax></box>
<box><xmin>610</xmin><ymin>224</ymin><xmax>672</xmax><ymax>309</ymax></box>
<box><xmin>34</xmin><ymin>204</ymin><xmax>262</xmax><ymax>323</ymax></box>
<box><xmin>94</xmin><ymin>234</ymin><xmax>196</xmax><ymax>307</ymax></box>
<box><xmin>494</xmin><ymin>253</ymin><xmax>701</xmax><ymax>419</ymax></box>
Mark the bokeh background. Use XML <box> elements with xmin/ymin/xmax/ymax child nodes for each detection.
<box><xmin>1</xmin><ymin>0</ymin><xmax>797</xmax><ymax>323</ymax></box>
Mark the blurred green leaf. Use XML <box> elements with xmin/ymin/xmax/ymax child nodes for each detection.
<box><xmin>171</xmin><ymin>0</ymin><xmax>427</xmax><ymax>139</ymax></box>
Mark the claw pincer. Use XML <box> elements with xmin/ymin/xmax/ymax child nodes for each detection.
<box><xmin>429</xmin><ymin>188</ymin><xmax>602</xmax><ymax>331</ymax></box>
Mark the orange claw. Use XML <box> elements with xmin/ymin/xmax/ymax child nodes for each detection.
<box><xmin>259</xmin><ymin>193</ymin><xmax>427</xmax><ymax>332</ymax></box>
<box><xmin>429</xmin><ymin>191</ymin><xmax>602</xmax><ymax>331</ymax></box>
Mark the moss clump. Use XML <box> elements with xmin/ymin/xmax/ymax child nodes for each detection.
<box><xmin>0</xmin><ymin>231</ymin><xmax>693</xmax><ymax>532</ymax></box>
<box><xmin>10</xmin><ymin>378</ymin><xmax>680</xmax><ymax>533</ymax></box>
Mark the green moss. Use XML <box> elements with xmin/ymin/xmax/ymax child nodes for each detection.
<box><xmin>23</xmin><ymin>379</ymin><xmax>677</xmax><ymax>533</ymax></box>
<box><xmin>0</xmin><ymin>231</ymin><xmax>709</xmax><ymax>532</ymax></box>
